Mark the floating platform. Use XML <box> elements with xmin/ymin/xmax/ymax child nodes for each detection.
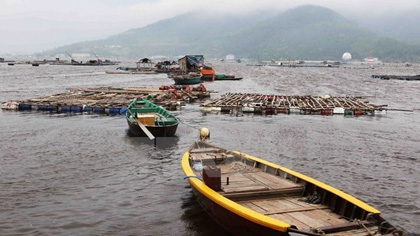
<box><xmin>2</xmin><ymin>87</ymin><xmax>210</xmax><ymax>114</ymax></box>
<box><xmin>372</xmin><ymin>74</ymin><xmax>420</xmax><ymax>81</ymax></box>
<box><xmin>201</xmin><ymin>93</ymin><xmax>388</xmax><ymax>116</ymax></box>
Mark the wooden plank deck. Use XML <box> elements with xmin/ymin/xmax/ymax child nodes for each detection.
<box><xmin>218</xmin><ymin>162</ymin><xmax>304</xmax><ymax>195</ymax></box>
<box><xmin>190</xmin><ymin>152</ymin><xmax>382</xmax><ymax>235</ymax></box>
<box><xmin>238</xmin><ymin>196</ymin><xmax>378</xmax><ymax>234</ymax></box>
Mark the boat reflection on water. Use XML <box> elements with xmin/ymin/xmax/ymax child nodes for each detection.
<box><xmin>180</xmin><ymin>190</ymin><xmax>231</xmax><ymax>236</ymax></box>
<box><xmin>125</xmin><ymin>130</ymin><xmax>180</xmax><ymax>149</ymax></box>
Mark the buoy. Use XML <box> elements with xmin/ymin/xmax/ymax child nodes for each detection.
<box><xmin>321</xmin><ymin>109</ymin><xmax>332</xmax><ymax>116</ymax></box>
<box><xmin>109</xmin><ymin>108</ymin><xmax>120</xmax><ymax>115</ymax></box>
<box><xmin>277</xmin><ymin>108</ymin><xmax>288</xmax><ymax>114</ymax></box>
<box><xmin>71</xmin><ymin>106</ymin><xmax>82</xmax><ymax>113</ymax></box>
<box><xmin>344</xmin><ymin>109</ymin><xmax>354</xmax><ymax>116</ymax></box>
<box><xmin>199</xmin><ymin>127</ymin><xmax>210</xmax><ymax>141</ymax></box>
<box><xmin>93</xmin><ymin>107</ymin><xmax>104</xmax><ymax>113</ymax></box>
<box><xmin>354</xmin><ymin>110</ymin><xmax>364</xmax><ymax>116</ymax></box>
<box><xmin>201</xmin><ymin>107</ymin><xmax>212</xmax><ymax>113</ymax></box>
<box><xmin>333</xmin><ymin>107</ymin><xmax>345</xmax><ymax>114</ymax></box>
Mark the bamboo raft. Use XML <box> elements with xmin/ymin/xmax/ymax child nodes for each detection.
<box><xmin>2</xmin><ymin>87</ymin><xmax>210</xmax><ymax>114</ymax></box>
<box><xmin>372</xmin><ymin>74</ymin><xmax>420</xmax><ymax>81</ymax></box>
<box><xmin>201</xmin><ymin>93</ymin><xmax>388</xmax><ymax>116</ymax></box>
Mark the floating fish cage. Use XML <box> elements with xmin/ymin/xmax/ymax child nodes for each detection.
<box><xmin>1</xmin><ymin>87</ymin><xmax>208</xmax><ymax>114</ymax></box>
<box><xmin>372</xmin><ymin>74</ymin><xmax>420</xmax><ymax>81</ymax></box>
<box><xmin>201</xmin><ymin>93</ymin><xmax>387</xmax><ymax>116</ymax></box>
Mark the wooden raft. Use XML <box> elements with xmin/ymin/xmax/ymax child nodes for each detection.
<box><xmin>3</xmin><ymin>87</ymin><xmax>210</xmax><ymax>113</ymax></box>
<box><xmin>202</xmin><ymin>93</ymin><xmax>388</xmax><ymax>116</ymax></box>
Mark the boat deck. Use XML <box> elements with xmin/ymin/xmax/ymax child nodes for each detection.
<box><xmin>190</xmin><ymin>149</ymin><xmax>380</xmax><ymax>235</ymax></box>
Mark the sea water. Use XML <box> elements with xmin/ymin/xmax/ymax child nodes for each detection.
<box><xmin>0</xmin><ymin>62</ymin><xmax>419</xmax><ymax>234</ymax></box>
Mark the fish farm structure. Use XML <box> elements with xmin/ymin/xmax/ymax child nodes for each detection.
<box><xmin>201</xmin><ymin>93</ymin><xmax>389</xmax><ymax>116</ymax></box>
<box><xmin>1</xmin><ymin>87</ymin><xmax>210</xmax><ymax>114</ymax></box>
<box><xmin>372</xmin><ymin>74</ymin><xmax>420</xmax><ymax>81</ymax></box>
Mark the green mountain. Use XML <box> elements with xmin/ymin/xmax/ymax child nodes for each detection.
<box><xmin>43</xmin><ymin>5</ymin><xmax>420</xmax><ymax>62</ymax></box>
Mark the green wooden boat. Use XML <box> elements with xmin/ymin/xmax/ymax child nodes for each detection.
<box><xmin>126</xmin><ymin>98</ymin><xmax>179</xmax><ymax>137</ymax></box>
<box><xmin>215</xmin><ymin>74</ymin><xmax>243</xmax><ymax>81</ymax></box>
<box><xmin>173</xmin><ymin>73</ymin><xmax>202</xmax><ymax>85</ymax></box>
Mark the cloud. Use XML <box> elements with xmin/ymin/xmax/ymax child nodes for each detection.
<box><xmin>0</xmin><ymin>0</ymin><xmax>419</xmax><ymax>54</ymax></box>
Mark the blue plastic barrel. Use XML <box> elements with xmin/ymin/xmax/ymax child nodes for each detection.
<box><xmin>93</xmin><ymin>107</ymin><xmax>104</xmax><ymax>113</ymax></box>
<box><xmin>119</xmin><ymin>107</ymin><xmax>128</xmax><ymax>115</ymax></box>
<box><xmin>71</xmin><ymin>106</ymin><xmax>82</xmax><ymax>113</ymax></box>
<box><xmin>18</xmin><ymin>104</ymin><xmax>32</xmax><ymax>110</ymax></box>
<box><xmin>61</xmin><ymin>106</ymin><xmax>71</xmax><ymax>112</ymax></box>
<box><xmin>45</xmin><ymin>106</ymin><xmax>57</xmax><ymax>111</ymax></box>
<box><xmin>109</xmin><ymin>108</ymin><xmax>120</xmax><ymax>115</ymax></box>
<box><xmin>83</xmin><ymin>106</ymin><xmax>93</xmax><ymax>112</ymax></box>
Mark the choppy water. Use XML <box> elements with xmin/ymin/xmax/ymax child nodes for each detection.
<box><xmin>1</xmin><ymin>62</ymin><xmax>419</xmax><ymax>235</ymax></box>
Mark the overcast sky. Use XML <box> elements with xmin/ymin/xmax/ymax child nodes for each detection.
<box><xmin>1</xmin><ymin>0</ymin><xmax>419</xmax><ymax>54</ymax></box>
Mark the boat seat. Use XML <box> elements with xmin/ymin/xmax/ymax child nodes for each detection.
<box><xmin>134</xmin><ymin>108</ymin><xmax>155</xmax><ymax>114</ymax></box>
<box><xmin>221</xmin><ymin>186</ymin><xmax>304</xmax><ymax>200</ymax></box>
<box><xmin>219</xmin><ymin>170</ymin><xmax>305</xmax><ymax>200</ymax></box>
<box><xmin>156</xmin><ymin>117</ymin><xmax>177</xmax><ymax>125</ymax></box>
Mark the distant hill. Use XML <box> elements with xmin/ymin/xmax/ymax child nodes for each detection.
<box><xmin>227</xmin><ymin>5</ymin><xmax>420</xmax><ymax>61</ymax></box>
<box><xmin>43</xmin><ymin>5</ymin><xmax>420</xmax><ymax>62</ymax></box>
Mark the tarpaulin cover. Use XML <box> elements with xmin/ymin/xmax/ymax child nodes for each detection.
<box><xmin>179</xmin><ymin>55</ymin><xmax>204</xmax><ymax>72</ymax></box>
<box><xmin>185</xmin><ymin>55</ymin><xmax>204</xmax><ymax>66</ymax></box>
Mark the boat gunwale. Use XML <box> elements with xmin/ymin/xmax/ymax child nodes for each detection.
<box><xmin>231</xmin><ymin>150</ymin><xmax>381</xmax><ymax>214</ymax></box>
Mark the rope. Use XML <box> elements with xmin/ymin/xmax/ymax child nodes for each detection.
<box><xmin>177</xmin><ymin>118</ymin><xmax>200</xmax><ymax>131</ymax></box>
<box><xmin>309</xmin><ymin>227</ymin><xmax>325</xmax><ymax>235</ymax></box>
<box><xmin>300</xmin><ymin>191</ymin><xmax>321</xmax><ymax>204</ymax></box>
<box><xmin>356</xmin><ymin>219</ymin><xmax>374</xmax><ymax>236</ymax></box>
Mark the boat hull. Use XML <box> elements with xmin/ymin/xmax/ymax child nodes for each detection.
<box><xmin>106</xmin><ymin>70</ymin><xmax>157</xmax><ymax>74</ymax></box>
<box><xmin>190</xmin><ymin>183</ymin><xmax>287</xmax><ymax>236</ymax></box>
<box><xmin>173</xmin><ymin>77</ymin><xmax>202</xmax><ymax>85</ymax></box>
<box><xmin>213</xmin><ymin>74</ymin><xmax>243</xmax><ymax>81</ymax></box>
<box><xmin>215</xmin><ymin>77</ymin><xmax>242</xmax><ymax>81</ymax></box>
<box><xmin>127</xmin><ymin>120</ymin><xmax>178</xmax><ymax>137</ymax></box>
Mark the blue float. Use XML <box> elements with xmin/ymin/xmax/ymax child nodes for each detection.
<box><xmin>60</xmin><ymin>106</ymin><xmax>71</xmax><ymax>112</ymax></box>
<box><xmin>71</xmin><ymin>106</ymin><xmax>82</xmax><ymax>113</ymax></box>
<box><xmin>45</xmin><ymin>106</ymin><xmax>57</xmax><ymax>111</ymax></box>
<box><xmin>83</xmin><ymin>106</ymin><xmax>93</xmax><ymax>112</ymax></box>
<box><xmin>109</xmin><ymin>108</ymin><xmax>120</xmax><ymax>115</ymax></box>
<box><xmin>38</xmin><ymin>105</ymin><xmax>56</xmax><ymax>111</ymax></box>
<box><xmin>93</xmin><ymin>107</ymin><xmax>104</xmax><ymax>113</ymax></box>
<box><xmin>18</xmin><ymin>104</ymin><xmax>32</xmax><ymax>110</ymax></box>
<box><xmin>119</xmin><ymin>107</ymin><xmax>128</xmax><ymax>115</ymax></box>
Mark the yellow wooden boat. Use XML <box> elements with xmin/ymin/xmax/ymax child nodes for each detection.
<box><xmin>182</xmin><ymin>136</ymin><xmax>406</xmax><ymax>235</ymax></box>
